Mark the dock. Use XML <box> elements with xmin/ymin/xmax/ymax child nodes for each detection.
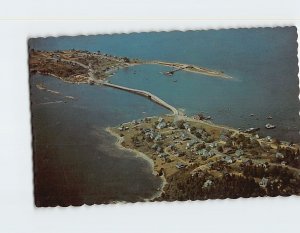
<box><xmin>163</xmin><ymin>65</ymin><xmax>190</xmax><ymax>76</ymax></box>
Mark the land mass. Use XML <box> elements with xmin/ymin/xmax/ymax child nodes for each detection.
<box><xmin>29</xmin><ymin>49</ymin><xmax>300</xmax><ymax>201</ymax></box>
<box><xmin>29</xmin><ymin>49</ymin><xmax>231</xmax><ymax>85</ymax></box>
<box><xmin>109</xmin><ymin>115</ymin><xmax>300</xmax><ymax>201</ymax></box>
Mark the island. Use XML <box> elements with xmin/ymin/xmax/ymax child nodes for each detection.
<box><xmin>29</xmin><ymin>49</ymin><xmax>300</xmax><ymax>201</ymax></box>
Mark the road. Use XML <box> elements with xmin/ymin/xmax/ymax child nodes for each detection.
<box><xmin>102</xmin><ymin>82</ymin><xmax>182</xmax><ymax>116</ymax></box>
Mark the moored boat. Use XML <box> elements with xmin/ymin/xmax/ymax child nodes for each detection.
<box><xmin>265</xmin><ymin>123</ymin><xmax>276</xmax><ymax>129</ymax></box>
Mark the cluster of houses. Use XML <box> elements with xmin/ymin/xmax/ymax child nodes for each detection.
<box><xmin>152</xmin><ymin>118</ymin><xmax>247</xmax><ymax>167</ymax></box>
<box><xmin>118</xmin><ymin>116</ymin><xmax>290</xmax><ymax>175</ymax></box>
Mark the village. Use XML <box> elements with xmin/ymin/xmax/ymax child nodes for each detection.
<box><xmin>110</xmin><ymin>114</ymin><xmax>300</xmax><ymax>201</ymax></box>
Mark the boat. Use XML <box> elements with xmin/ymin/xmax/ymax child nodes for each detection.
<box><xmin>164</xmin><ymin>70</ymin><xmax>175</xmax><ymax>76</ymax></box>
<box><xmin>267</xmin><ymin>116</ymin><xmax>273</xmax><ymax>119</ymax></box>
<box><xmin>244</xmin><ymin>127</ymin><xmax>260</xmax><ymax>133</ymax></box>
<box><xmin>265</xmin><ymin>123</ymin><xmax>276</xmax><ymax>129</ymax></box>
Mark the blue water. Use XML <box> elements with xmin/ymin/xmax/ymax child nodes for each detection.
<box><xmin>29</xmin><ymin>27</ymin><xmax>300</xmax><ymax>205</ymax></box>
<box><xmin>110</xmin><ymin>63</ymin><xmax>299</xmax><ymax>141</ymax></box>
<box><xmin>30</xmin><ymin>74</ymin><xmax>167</xmax><ymax>206</ymax></box>
<box><xmin>29</xmin><ymin>27</ymin><xmax>299</xmax><ymax>142</ymax></box>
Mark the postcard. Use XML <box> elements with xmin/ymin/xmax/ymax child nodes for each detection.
<box><xmin>28</xmin><ymin>27</ymin><xmax>299</xmax><ymax>207</ymax></box>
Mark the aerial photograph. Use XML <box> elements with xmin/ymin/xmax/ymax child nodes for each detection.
<box><xmin>28</xmin><ymin>27</ymin><xmax>300</xmax><ymax>207</ymax></box>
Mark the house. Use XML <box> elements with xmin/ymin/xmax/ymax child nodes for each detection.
<box><xmin>235</xmin><ymin>149</ymin><xmax>244</xmax><ymax>157</ymax></box>
<box><xmin>158</xmin><ymin>153</ymin><xmax>168</xmax><ymax>159</ymax></box>
<box><xmin>202</xmin><ymin>179</ymin><xmax>213</xmax><ymax>188</ymax></box>
<box><xmin>208</xmin><ymin>142</ymin><xmax>218</xmax><ymax>148</ymax></box>
<box><xmin>275</xmin><ymin>152</ymin><xmax>284</xmax><ymax>159</ymax></box>
<box><xmin>259</xmin><ymin>177</ymin><xmax>268</xmax><ymax>188</ymax></box>
<box><xmin>156</xmin><ymin>147</ymin><xmax>163</xmax><ymax>153</ymax></box>
<box><xmin>145</xmin><ymin>131</ymin><xmax>156</xmax><ymax>141</ymax></box>
<box><xmin>222</xmin><ymin>155</ymin><xmax>233</xmax><ymax>164</ymax></box>
<box><xmin>281</xmin><ymin>161</ymin><xmax>287</xmax><ymax>166</ymax></box>
<box><xmin>144</xmin><ymin>117</ymin><xmax>151</xmax><ymax>123</ymax></box>
<box><xmin>208</xmin><ymin>150</ymin><xmax>215</xmax><ymax>157</ymax></box>
<box><xmin>198</xmin><ymin>149</ymin><xmax>209</xmax><ymax>158</ymax></box>
<box><xmin>158</xmin><ymin>117</ymin><xmax>165</xmax><ymax>123</ymax></box>
<box><xmin>244</xmin><ymin>159</ymin><xmax>253</xmax><ymax>166</ymax></box>
<box><xmin>195</xmin><ymin>129</ymin><xmax>207</xmax><ymax>139</ymax></box>
<box><xmin>183</xmin><ymin>123</ymin><xmax>191</xmax><ymax>130</ymax></box>
<box><xmin>180</xmin><ymin>132</ymin><xmax>191</xmax><ymax>141</ymax></box>
<box><xmin>186</xmin><ymin>139</ymin><xmax>198</xmax><ymax>149</ymax></box>
<box><xmin>132</xmin><ymin>119</ymin><xmax>140</xmax><ymax>125</ymax></box>
<box><xmin>154</xmin><ymin>134</ymin><xmax>163</xmax><ymax>142</ymax></box>
<box><xmin>220</xmin><ymin>134</ymin><xmax>230</xmax><ymax>142</ymax></box>
<box><xmin>118</xmin><ymin>125</ymin><xmax>125</xmax><ymax>131</ymax></box>
<box><xmin>266</xmin><ymin>136</ymin><xmax>272</xmax><ymax>142</ymax></box>
<box><xmin>156</xmin><ymin>121</ymin><xmax>167</xmax><ymax>129</ymax></box>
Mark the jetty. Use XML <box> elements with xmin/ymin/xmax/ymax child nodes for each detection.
<box><xmin>163</xmin><ymin>65</ymin><xmax>190</xmax><ymax>76</ymax></box>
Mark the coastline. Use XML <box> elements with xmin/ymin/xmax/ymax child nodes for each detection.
<box><xmin>32</xmin><ymin>71</ymin><xmax>89</xmax><ymax>85</ymax></box>
<box><xmin>30</xmin><ymin>49</ymin><xmax>300</xmax><ymax>202</ymax></box>
<box><xmin>105</xmin><ymin>127</ymin><xmax>167</xmax><ymax>201</ymax></box>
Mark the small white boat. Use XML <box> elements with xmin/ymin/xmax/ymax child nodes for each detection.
<box><xmin>244</xmin><ymin>127</ymin><xmax>260</xmax><ymax>133</ymax></box>
<box><xmin>265</xmin><ymin>123</ymin><xmax>276</xmax><ymax>129</ymax></box>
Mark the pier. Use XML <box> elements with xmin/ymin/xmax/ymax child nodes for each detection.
<box><xmin>163</xmin><ymin>65</ymin><xmax>190</xmax><ymax>76</ymax></box>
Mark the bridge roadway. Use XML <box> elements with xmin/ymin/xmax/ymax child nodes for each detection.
<box><xmin>102</xmin><ymin>81</ymin><xmax>180</xmax><ymax>116</ymax></box>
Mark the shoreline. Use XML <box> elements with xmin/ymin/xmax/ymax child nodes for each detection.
<box><xmin>105</xmin><ymin>127</ymin><xmax>167</xmax><ymax>201</ymax></box>
<box><xmin>32</xmin><ymin>71</ymin><xmax>89</xmax><ymax>85</ymax></box>
<box><xmin>30</xmin><ymin>49</ymin><xmax>300</xmax><ymax>201</ymax></box>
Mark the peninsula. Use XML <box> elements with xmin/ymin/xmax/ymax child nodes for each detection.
<box><xmin>29</xmin><ymin>49</ymin><xmax>231</xmax><ymax>85</ymax></box>
<box><xmin>29</xmin><ymin>49</ymin><xmax>300</xmax><ymax>201</ymax></box>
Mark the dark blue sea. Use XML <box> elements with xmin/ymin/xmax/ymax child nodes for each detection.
<box><xmin>29</xmin><ymin>27</ymin><xmax>299</xmax><ymax>205</ymax></box>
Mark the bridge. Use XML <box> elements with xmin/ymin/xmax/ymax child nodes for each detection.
<box><xmin>103</xmin><ymin>82</ymin><xmax>181</xmax><ymax>116</ymax></box>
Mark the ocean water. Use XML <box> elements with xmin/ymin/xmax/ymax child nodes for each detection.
<box><xmin>29</xmin><ymin>27</ymin><xmax>299</xmax><ymax>142</ymax></box>
<box><xmin>110</xmin><ymin>63</ymin><xmax>299</xmax><ymax>141</ymax></box>
<box><xmin>30</xmin><ymin>74</ymin><xmax>167</xmax><ymax>206</ymax></box>
<box><xmin>29</xmin><ymin>27</ymin><xmax>300</xmax><ymax>205</ymax></box>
